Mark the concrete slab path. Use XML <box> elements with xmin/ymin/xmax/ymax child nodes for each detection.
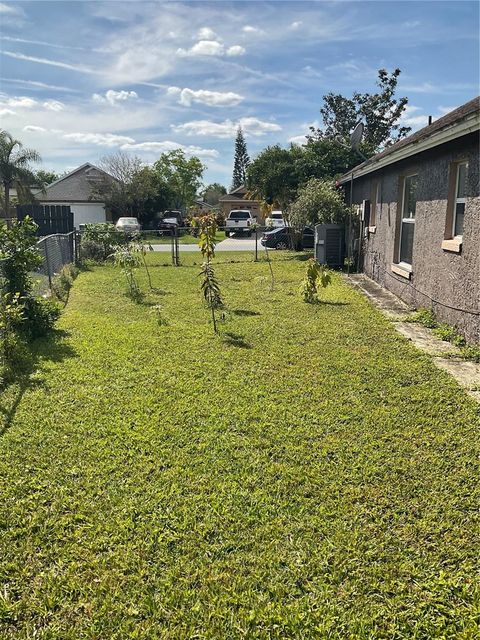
<box><xmin>347</xmin><ymin>274</ymin><xmax>480</xmax><ymax>402</ymax></box>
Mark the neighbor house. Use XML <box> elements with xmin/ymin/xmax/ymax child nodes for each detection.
<box><xmin>338</xmin><ymin>97</ymin><xmax>480</xmax><ymax>344</ymax></box>
<box><xmin>218</xmin><ymin>185</ymin><xmax>262</xmax><ymax>222</ymax></box>
<box><xmin>36</xmin><ymin>163</ymin><xmax>115</xmax><ymax>228</ymax></box>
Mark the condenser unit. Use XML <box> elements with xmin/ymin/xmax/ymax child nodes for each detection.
<box><xmin>314</xmin><ymin>224</ymin><xmax>345</xmax><ymax>267</ymax></box>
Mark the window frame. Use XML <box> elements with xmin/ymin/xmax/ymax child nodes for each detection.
<box><xmin>452</xmin><ymin>161</ymin><xmax>468</xmax><ymax>239</ymax></box>
<box><xmin>398</xmin><ymin>174</ymin><xmax>418</xmax><ymax>267</ymax></box>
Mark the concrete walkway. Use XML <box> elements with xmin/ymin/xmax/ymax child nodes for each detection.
<box><xmin>151</xmin><ymin>235</ymin><xmax>258</xmax><ymax>252</ymax></box>
<box><xmin>347</xmin><ymin>274</ymin><xmax>480</xmax><ymax>402</ymax></box>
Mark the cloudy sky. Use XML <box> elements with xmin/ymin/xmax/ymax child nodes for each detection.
<box><xmin>1</xmin><ymin>1</ymin><xmax>478</xmax><ymax>186</ymax></box>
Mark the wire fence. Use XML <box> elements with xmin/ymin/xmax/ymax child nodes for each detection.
<box><xmin>33</xmin><ymin>231</ymin><xmax>78</xmax><ymax>296</ymax></box>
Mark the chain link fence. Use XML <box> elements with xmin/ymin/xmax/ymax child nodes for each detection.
<box><xmin>32</xmin><ymin>232</ymin><xmax>77</xmax><ymax>296</ymax></box>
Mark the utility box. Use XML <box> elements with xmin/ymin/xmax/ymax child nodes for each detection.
<box><xmin>314</xmin><ymin>224</ymin><xmax>345</xmax><ymax>267</ymax></box>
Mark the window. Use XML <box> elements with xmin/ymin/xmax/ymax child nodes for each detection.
<box><xmin>453</xmin><ymin>162</ymin><xmax>468</xmax><ymax>237</ymax></box>
<box><xmin>399</xmin><ymin>175</ymin><xmax>417</xmax><ymax>265</ymax></box>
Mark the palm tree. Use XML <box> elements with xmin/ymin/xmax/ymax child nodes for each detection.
<box><xmin>0</xmin><ymin>130</ymin><xmax>41</xmax><ymax>217</ymax></box>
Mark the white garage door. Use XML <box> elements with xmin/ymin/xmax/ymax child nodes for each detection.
<box><xmin>70</xmin><ymin>203</ymin><xmax>107</xmax><ymax>227</ymax></box>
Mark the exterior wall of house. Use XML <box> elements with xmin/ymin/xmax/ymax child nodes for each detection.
<box><xmin>349</xmin><ymin>132</ymin><xmax>480</xmax><ymax>343</ymax></box>
<box><xmin>219</xmin><ymin>198</ymin><xmax>262</xmax><ymax>222</ymax></box>
<box><xmin>40</xmin><ymin>166</ymin><xmax>107</xmax><ymax>201</ymax></box>
<box><xmin>38</xmin><ymin>201</ymin><xmax>107</xmax><ymax>227</ymax></box>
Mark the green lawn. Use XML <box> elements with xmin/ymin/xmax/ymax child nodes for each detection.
<box><xmin>1</xmin><ymin>252</ymin><xmax>478</xmax><ymax>639</ymax></box>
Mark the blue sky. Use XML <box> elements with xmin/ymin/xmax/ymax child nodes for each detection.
<box><xmin>1</xmin><ymin>0</ymin><xmax>479</xmax><ymax>187</ymax></box>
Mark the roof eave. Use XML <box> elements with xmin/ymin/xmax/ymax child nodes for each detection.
<box><xmin>338</xmin><ymin>113</ymin><xmax>480</xmax><ymax>184</ymax></box>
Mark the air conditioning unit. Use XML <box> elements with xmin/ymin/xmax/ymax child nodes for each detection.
<box><xmin>314</xmin><ymin>224</ymin><xmax>345</xmax><ymax>267</ymax></box>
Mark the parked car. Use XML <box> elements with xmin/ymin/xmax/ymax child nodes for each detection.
<box><xmin>156</xmin><ymin>210</ymin><xmax>184</xmax><ymax>236</ymax></box>
<box><xmin>265</xmin><ymin>210</ymin><xmax>284</xmax><ymax>229</ymax></box>
<box><xmin>115</xmin><ymin>217</ymin><xmax>141</xmax><ymax>233</ymax></box>
<box><xmin>225</xmin><ymin>210</ymin><xmax>255</xmax><ymax>236</ymax></box>
<box><xmin>260</xmin><ymin>226</ymin><xmax>314</xmax><ymax>250</ymax></box>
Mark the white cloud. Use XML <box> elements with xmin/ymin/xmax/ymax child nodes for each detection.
<box><xmin>0</xmin><ymin>108</ymin><xmax>15</xmax><ymax>117</ymax></box>
<box><xmin>23</xmin><ymin>125</ymin><xmax>47</xmax><ymax>133</ymax></box>
<box><xmin>197</xmin><ymin>27</ymin><xmax>217</xmax><ymax>40</ymax></box>
<box><xmin>242</xmin><ymin>25</ymin><xmax>264</xmax><ymax>35</ymax></box>
<box><xmin>92</xmin><ymin>89</ymin><xmax>138</xmax><ymax>106</ymax></box>
<box><xmin>173</xmin><ymin>117</ymin><xmax>281</xmax><ymax>138</ymax></box>
<box><xmin>2</xmin><ymin>51</ymin><xmax>96</xmax><ymax>74</ymax></box>
<box><xmin>43</xmin><ymin>99</ymin><xmax>65</xmax><ymax>111</ymax></box>
<box><xmin>289</xmin><ymin>134</ymin><xmax>308</xmax><ymax>146</ymax></box>
<box><xmin>0</xmin><ymin>77</ymin><xmax>81</xmax><ymax>93</ymax></box>
<box><xmin>62</xmin><ymin>132</ymin><xmax>135</xmax><ymax>147</ymax></box>
<box><xmin>290</xmin><ymin>21</ymin><xmax>303</xmax><ymax>30</ymax></box>
<box><xmin>178</xmin><ymin>39</ymin><xmax>245</xmax><ymax>58</ymax></box>
<box><xmin>178</xmin><ymin>39</ymin><xmax>225</xmax><ymax>57</ymax></box>
<box><xmin>0</xmin><ymin>2</ymin><xmax>20</xmax><ymax>13</ymax></box>
<box><xmin>121</xmin><ymin>140</ymin><xmax>219</xmax><ymax>158</ymax></box>
<box><xmin>1</xmin><ymin>96</ymin><xmax>37</xmax><ymax>108</ymax></box>
<box><xmin>302</xmin><ymin>65</ymin><xmax>323</xmax><ymax>79</ymax></box>
<box><xmin>168</xmin><ymin>86</ymin><xmax>244</xmax><ymax>107</ymax></box>
<box><xmin>226</xmin><ymin>45</ymin><xmax>245</xmax><ymax>57</ymax></box>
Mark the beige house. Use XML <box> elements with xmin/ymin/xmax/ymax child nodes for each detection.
<box><xmin>218</xmin><ymin>186</ymin><xmax>263</xmax><ymax>222</ymax></box>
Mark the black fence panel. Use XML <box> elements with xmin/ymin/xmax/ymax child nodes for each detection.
<box><xmin>16</xmin><ymin>204</ymin><xmax>74</xmax><ymax>236</ymax></box>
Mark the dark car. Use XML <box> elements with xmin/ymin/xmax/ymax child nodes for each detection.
<box><xmin>156</xmin><ymin>210</ymin><xmax>184</xmax><ymax>236</ymax></box>
<box><xmin>260</xmin><ymin>226</ymin><xmax>314</xmax><ymax>250</ymax></box>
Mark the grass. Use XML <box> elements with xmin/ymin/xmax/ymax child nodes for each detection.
<box><xmin>0</xmin><ymin>252</ymin><xmax>479</xmax><ymax>639</ymax></box>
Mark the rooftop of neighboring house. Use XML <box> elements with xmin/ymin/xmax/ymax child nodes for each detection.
<box><xmin>219</xmin><ymin>185</ymin><xmax>259</xmax><ymax>202</ymax></box>
<box><xmin>338</xmin><ymin>96</ymin><xmax>480</xmax><ymax>184</ymax></box>
<box><xmin>38</xmin><ymin>163</ymin><xmax>115</xmax><ymax>202</ymax></box>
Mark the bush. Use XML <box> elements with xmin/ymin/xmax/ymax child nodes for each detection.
<box><xmin>52</xmin><ymin>264</ymin><xmax>79</xmax><ymax>302</ymax></box>
<box><xmin>460</xmin><ymin>345</ymin><xmax>480</xmax><ymax>363</ymax></box>
<box><xmin>21</xmin><ymin>297</ymin><xmax>61</xmax><ymax>339</ymax></box>
<box><xmin>81</xmin><ymin>223</ymin><xmax>126</xmax><ymax>262</ymax></box>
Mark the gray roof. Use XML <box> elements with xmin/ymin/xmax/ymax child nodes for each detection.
<box><xmin>38</xmin><ymin>163</ymin><xmax>114</xmax><ymax>202</ymax></box>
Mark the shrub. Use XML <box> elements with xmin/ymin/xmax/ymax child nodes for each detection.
<box><xmin>52</xmin><ymin>264</ymin><xmax>79</xmax><ymax>302</ymax></box>
<box><xmin>460</xmin><ymin>345</ymin><xmax>480</xmax><ymax>363</ymax></box>
<box><xmin>21</xmin><ymin>297</ymin><xmax>61</xmax><ymax>339</ymax></box>
<box><xmin>81</xmin><ymin>223</ymin><xmax>126</xmax><ymax>262</ymax></box>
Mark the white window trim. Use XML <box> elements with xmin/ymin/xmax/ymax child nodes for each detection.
<box><xmin>398</xmin><ymin>174</ymin><xmax>417</xmax><ymax>266</ymax></box>
<box><xmin>452</xmin><ymin>162</ymin><xmax>468</xmax><ymax>239</ymax></box>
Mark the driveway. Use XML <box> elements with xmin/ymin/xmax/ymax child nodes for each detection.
<box><xmin>151</xmin><ymin>234</ymin><xmax>258</xmax><ymax>252</ymax></box>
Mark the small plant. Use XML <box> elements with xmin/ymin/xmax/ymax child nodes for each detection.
<box><xmin>52</xmin><ymin>263</ymin><xmax>79</xmax><ymax>303</ymax></box>
<box><xmin>192</xmin><ymin>213</ymin><xmax>217</xmax><ymax>262</ymax></box>
<box><xmin>300</xmin><ymin>259</ymin><xmax>331</xmax><ymax>303</ymax></box>
<box><xmin>0</xmin><ymin>292</ymin><xmax>25</xmax><ymax>385</ymax></box>
<box><xmin>199</xmin><ymin>261</ymin><xmax>223</xmax><ymax>333</ymax></box>
<box><xmin>460</xmin><ymin>345</ymin><xmax>480</xmax><ymax>363</ymax></box>
<box><xmin>406</xmin><ymin>308</ymin><xmax>438</xmax><ymax>329</ymax></box>
<box><xmin>150</xmin><ymin>303</ymin><xmax>168</xmax><ymax>327</ymax></box>
<box><xmin>131</xmin><ymin>234</ymin><xmax>154</xmax><ymax>289</ymax></box>
<box><xmin>113</xmin><ymin>245</ymin><xmax>142</xmax><ymax>302</ymax></box>
<box><xmin>433</xmin><ymin>323</ymin><xmax>466</xmax><ymax>347</ymax></box>
<box><xmin>81</xmin><ymin>223</ymin><xmax>126</xmax><ymax>262</ymax></box>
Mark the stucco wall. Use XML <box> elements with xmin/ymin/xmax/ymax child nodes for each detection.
<box><xmin>350</xmin><ymin>132</ymin><xmax>480</xmax><ymax>343</ymax></box>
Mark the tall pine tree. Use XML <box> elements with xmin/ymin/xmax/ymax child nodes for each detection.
<box><xmin>231</xmin><ymin>127</ymin><xmax>250</xmax><ymax>191</ymax></box>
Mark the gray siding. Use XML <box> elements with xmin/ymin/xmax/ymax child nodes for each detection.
<box><xmin>41</xmin><ymin>165</ymin><xmax>110</xmax><ymax>202</ymax></box>
<box><xmin>350</xmin><ymin>133</ymin><xmax>480</xmax><ymax>343</ymax></box>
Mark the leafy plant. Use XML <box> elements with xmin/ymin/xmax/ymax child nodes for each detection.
<box><xmin>81</xmin><ymin>223</ymin><xmax>126</xmax><ymax>262</ymax></box>
<box><xmin>131</xmin><ymin>234</ymin><xmax>154</xmax><ymax>289</ymax></box>
<box><xmin>406</xmin><ymin>308</ymin><xmax>438</xmax><ymax>329</ymax></box>
<box><xmin>52</xmin><ymin>263</ymin><xmax>79</xmax><ymax>303</ymax></box>
<box><xmin>0</xmin><ymin>292</ymin><xmax>25</xmax><ymax>385</ymax></box>
<box><xmin>192</xmin><ymin>213</ymin><xmax>218</xmax><ymax>262</ymax></box>
<box><xmin>21</xmin><ymin>297</ymin><xmax>61</xmax><ymax>339</ymax></box>
<box><xmin>432</xmin><ymin>323</ymin><xmax>466</xmax><ymax>347</ymax></box>
<box><xmin>199</xmin><ymin>261</ymin><xmax>223</xmax><ymax>333</ymax></box>
<box><xmin>460</xmin><ymin>345</ymin><xmax>480</xmax><ymax>363</ymax></box>
<box><xmin>112</xmin><ymin>244</ymin><xmax>142</xmax><ymax>302</ymax></box>
<box><xmin>300</xmin><ymin>259</ymin><xmax>331</xmax><ymax>303</ymax></box>
<box><xmin>150</xmin><ymin>303</ymin><xmax>168</xmax><ymax>327</ymax></box>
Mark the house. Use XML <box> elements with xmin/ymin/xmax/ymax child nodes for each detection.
<box><xmin>338</xmin><ymin>97</ymin><xmax>480</xmax><ymax>344</ymax></box>
<box><xmin>191</xmin><ymin>199</ymin><xmax>217</xmax><ymax>214</ymax></box>
<box><xmin>36</xmin><ymin>163</ymin><xmax>115</xmax><ymax>228</ymax></box>
<box><xmin>218</xmin><ymin>185</ymin><xmax>263</xmax><ymax>222</ymax></box>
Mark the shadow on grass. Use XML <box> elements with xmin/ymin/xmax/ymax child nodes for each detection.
<box><xmin>0</xmin><ymin>329</ymin><xmax>76</xmax><ymax>437</ymax></box>
<box><xmin>221</xmin><ymin>331</ymin><xmax>252</xmax><ymax>349</ymax></box>
<box><xmin>232</xmin><ymin>309</ymin><xmax>261</xmax><ymax>317</ymax></box>
<box><xmin>309</xmin><ymin>299</ymin><xmax>350</xmax><ymax>306</ymax></box>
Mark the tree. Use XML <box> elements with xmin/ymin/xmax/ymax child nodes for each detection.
<box><xmin>201</xmin><ymin>183</ymin><xmax>226</xmax><ymax>206</ymax></box>
<box><xmin>231</xmin><ymin>127</ymin><xmax>250</xmax><ymax>190</ymax></box>
<box><xmin>247</xmin><ymin>144</ymin><xmax>302</xmax><ymax>214</ymax></box>
<box><xmin>310</xmin><ymin>68</ymin><xmax>411</xmax><ymax>153</ymax></box>
<box><xmin>33</xmin><ymin>170</ymin><xmax>58</xmax><ymax>186</ymax></box>
<box><xmin>94</xmin><ymin>152</ymin><xmax>175</xmax><ymax>225</ymax></box>
<box><xmin>0</xmin><ymin>131</ymin><xmax>41</xmax><ymax>216</ymax></box>
<box><xmin>154</xmin><ymin>150</ymin><xmax>205</xmax><ymax>211</ymax></box>
<box><xmin>290</xmin><ymin>178</ymin><xmax>347</xmax><ymax>231</ymax></box>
